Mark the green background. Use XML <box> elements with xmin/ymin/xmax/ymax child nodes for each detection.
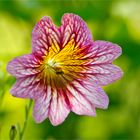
<box><xmin>0</xmin><ymin>0</ymin><xmax>140</xmax><ymax>139</ymax></box>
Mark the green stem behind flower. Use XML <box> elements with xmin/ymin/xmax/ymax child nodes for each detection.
<box><xmin>18</xmin><ymin>100</ymin><xmax>32</xmax><ymax>140</ymax></box>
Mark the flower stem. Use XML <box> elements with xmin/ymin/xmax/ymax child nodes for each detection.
<box><xmin>18</xmin><ymin>100</ymin><xmax>32</xmax><ymax>140</ymax></box>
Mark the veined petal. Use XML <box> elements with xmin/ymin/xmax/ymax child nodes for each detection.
<box><xmin>60</xmin><ymin>13</ymin><xmax>93</xmax><ymax>49</ymax></box>
<box><xmin>48</xmin><ymin>88</ymin><xmax>70</xmax><ymax>126</ymax></box>
<box><xmin>85</xmin><ymin>41</ymin><xmax>122</xmax><ymax>63</ymax></box>
<box><xmin>7</xmin><ymin>54</ymin><xmax>41</xmax><ymax>78</ymax></box>
<box><xmin>66</xmin><ymin>84</ymin><xmax>96</xmax><ymax>116</ymax></box>
<box><xmin>10</xmin><ymin>76</ymin><xmax>43</xmax><ymax>99</ymax></box>
<box><xmin>87</xmin><ymin>64</ymin><xmax>123</xmax><ymax>86</ymax></box>
<box><xmin>32</xmin><ymin>16</ymin><xmax>60</xmax><ymax>55</ymax></box>
<box><xmin>33</xmin><ymin>86</ymin><xmax>51</xmax><ymax>123</ymax></box>
<box><xmin>72</xmin><ymin>80</ymin><xmax>109</xmax><ymax>109</ymax></box>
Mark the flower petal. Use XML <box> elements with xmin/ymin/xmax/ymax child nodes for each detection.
<box><xmin>32</xmin><ymin>16</ymin><xmax>60</xmax><ymax>55</ymax></box>
<box><xmin>66</xmin><ymin>84</ymin><xmax>96</xmax><ymax>116</ymax></box>
<box><xmin>33</xmin><ymin>86</ymin><xmax>51</xmax><ymax>123</ymax></box>
<box><xmin>10</xmin><ymin>76</ymin><xmax>43</xmax><ymax>99</ymax></box>
<box><xmin>85</xmin><ymin>41</ymin><xmax>122</xmax><ymax>63</ymax></box>
<box><xmin>87</xmin><ymin>64</ymin><xmax>123</xmax><ymax>86</ymax></box>
<box><xmin>60</xmin><ymin>13</ymin><xmax>93</xmax><ymax>48</ymax></box>
<box><xmin>72</xmin><ymin>80</ymin><xmax>109</xmax><ymax>109</ymax></box>
<box><xmin>7</xmin><ymin>54</ymin><xmax>41</xmax><ymax>78</ymax></box>
<box><xmin>48</xmin><ymin>88</ymin><xmax>70</xmax><ymax>126</ymax></box>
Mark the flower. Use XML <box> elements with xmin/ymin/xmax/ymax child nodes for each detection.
<box><xmin>7</xmin><ymin>13</ymin><xmax>123</xmax><ymax>126</ymax></box>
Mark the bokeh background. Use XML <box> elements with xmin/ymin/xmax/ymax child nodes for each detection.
<box><xmin>0</xmin><ymin>0</ymin><xmax>140</xmax><ymax>139</ymax></box>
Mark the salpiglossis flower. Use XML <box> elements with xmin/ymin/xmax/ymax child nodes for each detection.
<box><xmin>7</xmin><ymin>13</ymin><xmax>123</xmax><ymax>126</ymax></box>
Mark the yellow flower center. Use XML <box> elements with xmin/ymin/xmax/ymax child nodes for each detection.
<box><xmin>38</xmin><ymin>39</ymin><xmax>90</xmax><ymax>88</ymax></box>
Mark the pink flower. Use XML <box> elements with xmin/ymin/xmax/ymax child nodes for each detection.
<box><xmin>7</xmin><ymin>13</ymin><xmax>123</xmax><ymax>126</ymax></box>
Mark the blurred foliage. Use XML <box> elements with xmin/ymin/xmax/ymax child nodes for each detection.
<box><xmin>0</xmin><ymin>0</ymin><xmax>140</xmax><ymax>139</ymax></box>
